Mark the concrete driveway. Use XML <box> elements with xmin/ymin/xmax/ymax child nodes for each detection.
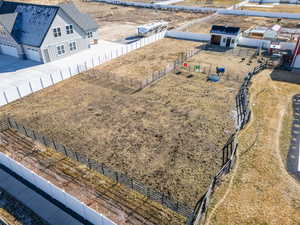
<box><xmin>0</xmin><ymin>55</ymin><xmax>41</xmax><ymax>74</ymax></box>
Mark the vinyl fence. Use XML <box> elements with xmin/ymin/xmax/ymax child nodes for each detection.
<box><xmin>0</xmin><ymin>152</ymin><xmax>116</xmax><ymax>225</ymax></box>
<box><xmin>0</xmin><ymin>117</ymin><xmax>193</xmax><ymax>219</ymax></box>
<box><xmin>0</xmin><ymin>31</ymin><xmax>166</xmax><ymax>107</ymax></box>
<box><xmin>186</xmin><ymin>61</ymin><xmax>267</xmax><ymax>225</ymax></box>
<box><xmin>93</xmin><ymin>0</ymin><xmax>300</xmax><ymax>19</ymax></box>
<box><xmin>166</xmin><ymin>31</ymin><xmax>211</xmax><ymax>42</ymax></box>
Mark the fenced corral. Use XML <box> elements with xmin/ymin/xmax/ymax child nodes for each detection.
<box><xmin>186</xmin><ymin>61</ymin><xmax>267</xmax><ymax>225</ymax></box>
<box><xmin>0</xmin><ymin>117</ymin><xmax>193</xmax><ymax>219</ymax></box>
<box><xmin>137</xmin><ymin>48</ymin><xmax>202</xmax><ymax>90</ymax></box>
<box><xmin>0</xmin><ymin>31</ymin><xmax>166</xmax><ymax>107</ymax></box>
<box><xmin>0</xmin><ymin>61</ymin><xmax>267</xmax><ymax>225</ymax></box>
<box><xmin>203</xmin><ymin>45</ymin><xmax>257</xmax><ymax>58</ymax></box>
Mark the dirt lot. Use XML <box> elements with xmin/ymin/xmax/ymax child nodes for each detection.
<box><xmin>77</xmin><ymin>1</ymin><xmax>208</xmax><ymax>40</ymax></box>
<box><xmin>0</xmin><ymin>46</ymin><xmax>255</xmax><ymax>207</ymax></box>
<box><xmin>186</xmin><ymin>14</ymin><xmax>300</xmax><ymax>33</ymax></box>
<box><xmin>241</xmin><ymin>3</ymin><xmax>300</xmax><ymax>13</ymax></box>
<box><xmin>204</xmin><ymin>70</ymin><xmax>300</xmax><ymax>225</ymax></box>
<box><xmin>93</xmin><ymin>38</ymin><xmax>201</xmax><ymax>81</ymax></box>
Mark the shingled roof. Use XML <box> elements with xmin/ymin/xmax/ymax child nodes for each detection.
<box><xmin>0</xmin><ymin>1</ymin><xmax>99</xmax><ymax>47</ymax></box>
<box><xmin>0</xmin><ymin>1</ymin><xmax>59</xmax><ymax>47</ymax></box>
<box><xmin>0</xmin><ymin>12</ymin><xmax>17</xmax><ymax>33</ymax></box>
<box><xmin>58</xmin><ymin>2</ymin><xmax>99</xmax><ymax>32</ymax></box>
<box><xmin>210</xmin><ymin>25</ymin><xmax>240</xmax><ymax>36</ymax></box>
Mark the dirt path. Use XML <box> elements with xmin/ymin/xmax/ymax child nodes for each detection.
<box><xmin>204</xmin><ymin>70</ymin><xmax>300</xmax><ymax>225</ymax></box>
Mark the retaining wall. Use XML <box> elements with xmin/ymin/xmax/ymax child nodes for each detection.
<box><xmin>0</xmin><ymin>152</ymin><xmax>116</xmax><ymax>225</ymax></box>
<box><xmin>166</xmin><ymin>31</ymin><xmax>210</xmax><ymax>42</ymax></box>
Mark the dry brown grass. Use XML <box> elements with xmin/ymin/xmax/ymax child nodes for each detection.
<box><xmin>204</xmin><ymin>70</ymin><xmax>300</xmax><ymax>225</ymax></box>
<box><xmin>0</xmin><ymin>51</ymin><xmax>254</xmax><ymax>207</ymax></box>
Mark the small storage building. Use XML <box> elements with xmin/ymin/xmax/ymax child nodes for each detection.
<box><xmin>209</xmin><ymin>25</ymin><xmax>241</xmax><ymax>48</ymax></box>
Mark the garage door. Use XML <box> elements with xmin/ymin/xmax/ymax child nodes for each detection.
<box><xmin>211</xmin><ymin>35</ymin><xmax>221</xmax><ymax>45</ymax></box>
<box><xmin>0</xmin><ymin>44</ymin><xmax>18</xmax><ymax>57</ymax></box>
<box><xmin>24</xmin><ymin>48</ymin><xmax>42</xmax><ymax>62</ymax></box>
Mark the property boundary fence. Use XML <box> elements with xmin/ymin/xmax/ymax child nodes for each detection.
<box><xmin>0</xmin><ymin>117</ymin><xmax>193</xmax><ymax>218</ymax></box>
<box><xmin>186</xmin><ymin>61</ymin><xmax>267</xmax><ymax>225</ymax></box>
<box><xmin>0</xmin><ymin>31</ymin><xmax>166</xmax><ymax>107</ymax></box>
<box><xmin>93</xmin><ymin>0</ymin><xmax>300</xmax><ymax>19</ymax></box>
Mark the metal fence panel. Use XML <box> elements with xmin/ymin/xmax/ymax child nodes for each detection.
<box><xmin>65</xmin><ymin>148</ymin><xmax>77</xmax><ymax>161</ymax></box>
<box><xmin>132</xmin><ymin>180</ymin><xmax>148</xmax><ymax>196</ymax></box>
<box><xmin>118</xmin><ymin>173</ymin><xmax>132</xmax><ymax>188</ymax></box>
<box><xmin>102</xmin><ymin>166</ymin><xmax>117</xmax><ymax>182</ymax></box>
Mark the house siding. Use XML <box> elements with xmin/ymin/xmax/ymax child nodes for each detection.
<box><xmin>0</xmin><ymin>23</ymin><xmax>24</xmax><ymax>57</ymax></box>
<box><xmin>43</xmin><ymin>38</ymin><xmax>87</xmax><ymax>62</ymax></box>
<box><xmin>40</xmin><ymin>8</ymin><xmax>89</xmax><ymax>62</ymax></box>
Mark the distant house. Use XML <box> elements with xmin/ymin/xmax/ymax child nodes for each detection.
<box><xmin>244</xmin><ymin>25</ymin><xmax>281</xmax><ymax>40</ymax></box>
<box><xmin>209</xmin><ymin>25</ymin><xmax>241</xmax><ymax>48</ymax></box>
<box><xmin>0</xmin><ymin>1</ymin><xmax>99</xmax><ymax>63</ymax></box>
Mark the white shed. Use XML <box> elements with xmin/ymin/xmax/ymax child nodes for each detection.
<box><xmin>209</xmin><ymin>25</ymin><xmax>241</xmax><ymax>48</ymax></box>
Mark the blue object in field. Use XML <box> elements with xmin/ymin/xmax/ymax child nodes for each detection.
<box><xmin>216</xmin><ymin>67</ymin><xmax>225</xmax><ymax>73</ymax></box>
<box><xmin>207</xmin><ymin>75</ymin><xmax>220</xmax><ymax>82</ymax></box>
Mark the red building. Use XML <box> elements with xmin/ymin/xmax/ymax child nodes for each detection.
<box><xmin>292</xmin><ymin>37</ymin><xmax>300</xmax><ymax>69</ymax></box>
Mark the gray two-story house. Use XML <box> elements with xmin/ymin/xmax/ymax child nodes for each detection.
<box><xmin>0</xmin><ymin>1</ymin><xmax>99</xmax><ymax>63</ymax></box>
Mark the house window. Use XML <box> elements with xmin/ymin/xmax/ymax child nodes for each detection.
<box><xmin>66</xmin><ymin>25</ymin><xmax>74</xmax><ymax>34</ymax></box>
<box><xmin>87</xmin><ymin>31</ymin><xmax>93</xmax><ymax>38</ymax></box>
<box><xmin>69</xmin><ymin>41</ymin><xmax>77</xmax><ymax>51</ymax></box>
<box><xmin>223</xmin><ymin>38</ymin><xmax>226</xmax><ymax>43</ymax></box>
<box><xmin>231</xmin><ymin>39</ymin><xmax>235</xmax><ymax>44</ymax></box>
<box><xmin>56</xmin><ymin>45</ymin><xmax>65</xmax><ymax>56</ymax></box>
<box><xmin>53</xmin><ymin>27</ymin><xmax>61</xmax><ymax>37</ymax></box>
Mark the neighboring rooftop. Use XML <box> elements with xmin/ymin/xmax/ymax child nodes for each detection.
<box><xmin>210</xmin><ymin>25</ymin><xmax>241</xmax><ymax>35</ymax></box>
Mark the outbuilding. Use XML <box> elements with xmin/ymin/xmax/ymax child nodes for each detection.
<box><xmin>292</xmin><ymin>37</ymin><xmax>300</xmax><ymax>69</ymax></box>
<box><xmin>209</xmin><ymin>25</ymin><xmax>241</xmax><ymax>48</ymax></box>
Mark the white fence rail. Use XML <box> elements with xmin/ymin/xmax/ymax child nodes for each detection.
<box><xmin>238</xmin><ymin>37</ymin><xmax>296</xmax><ymax>50</ymax></box>
<box><xmin>166</xmin><ymin>31</ymin><xmax>210</xmax><ymax>42</ymax></box>
<box><xmin>218</xmin><ymin>9</ymin><xmax>300</xmax><ymax>19</ymax></box>
<box><xmin>0</xmin><ymin>152</ymin><xmax>116</xmax><ymax>225</ymax></box>
<box><xmin>249</xmin><ymin>0</ymin><xmax>300</xmax><ymax>3</ymax></box>
<box><xmin>0</xmin><ymin>31</ymin><xmax>166</xmax><ymax>107</ymax></box>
